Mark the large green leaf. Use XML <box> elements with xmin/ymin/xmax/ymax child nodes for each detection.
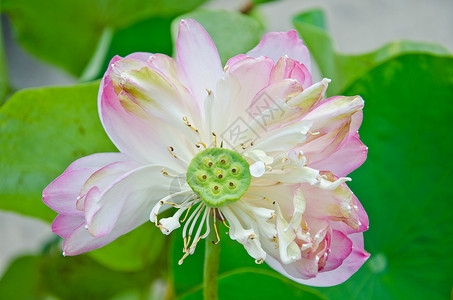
<box><xmin>293</xmin><ymin>9</ymin><xmax>450</xmax><ymax>96</ymax></box>
<box><xmin>314</xmin><ymin>54</ymin><xmax>453</xmax><ymax>299</ymax></box>
<box><xmin>179</xmin><ymin>269</ymin><xmax>327</xmax><ymax>300</ymax></box>
<box><xmin>0</xmin><ymin>20</ymin><xmax>9</xmax><ymax>104</ymax></box>
<box><xmin>0</xmin><ymin>253</ymin><xmax>159</xmax><ymax>299</ymax></box>
<box><xmin>293</xmin><ymin>10</ymin><xmax>453</xmax><ymax>298</ymax></box>
<box><xmin>0</xmin><ymin>82</ymin><xmax>116</xmax><ymax>222</ymax></box>
<box><xmin>171</xmin><ymin>10</ymin><xmax>264</xmax><ymax>65</ymax></box>
<box><xmin>2</xmin><ymin>0</ymin><xmax>206</xmax><ymax>77</ymax></box>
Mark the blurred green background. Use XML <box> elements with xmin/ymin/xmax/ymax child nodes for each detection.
<box><xmin>0</xmin><ymin>0</ymin><xmax>452</xmax><ymax>299</ymax></box>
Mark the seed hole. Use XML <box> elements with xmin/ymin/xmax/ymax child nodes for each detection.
<box><xmin>218</xmin><ymin>174</ymin><xmax>223</xmax><ymax>179</ymax></box>
<box><xmin>202</xmin><ymin>175</ymin><xmax>207</xmax><ymax>179</ymax></box>
<box><xmin>208</xmin><ymin>162</ymin><xmax>213</xmax><ymax>167</ymax></box>
<box><xmin>231</xmin><ymin>168</ymin><xmax>237</xmax><ymax>173</ymax></box>
<box><xmin>214</xmin><ymin>186</ymin><xmax>219</xmax><ymax>190</ymax></box>
<box><xmin>221</xmin><ymin>159</ymin><xmax>226</xmax><ymax>164</ymax></box>
<box><xmin>229</xmin><ymin>182</ymin><xmax>234</xmax><ymax>186</ymax></box>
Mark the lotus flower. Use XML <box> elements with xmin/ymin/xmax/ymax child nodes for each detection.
<box><xmin>43</xmin><ymin>19</ymin><xmax>369</xmax><ymax>286</ymax></box>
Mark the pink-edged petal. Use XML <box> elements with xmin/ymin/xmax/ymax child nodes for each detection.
<box><xmin>308</xmin><ymin>133</ymin><xmax>368</xmax><ymax>177</ymax></box>
<box><xmin>43</xmin><ymin>153</ymin><xmax>128</xmax><ymax>215</ymax></box>
<box><xmin>302</xmin><ymin>232</ymin><xmax>369</xmax><ymax>286</ymax></box>
<box><xmin>323</xmin><ymin>230</ymin><xmax>353</xmax><ymax>271</ymax></box>
<box><xmin>266</xmin><ymin>232</ymin><xmax>369</xmax><ymax>287</ymax></box>
<box><xmin>247</xmin><ymin>30</ymin><xmax>311</xmax><ymax>71</ymax></box>
<box><xmin>225</xmin><ymin>54</ymin><xmax>248</xmax><ymax>68</ymax></box>
<box><xmin>85</xmin><ymin>165</ymin><xmax>185</xmax><ymax>237</ymax></box>
<box><xmin>176</xmin><ymin>19</ymin><xmax>223</xmax><ymax>105</ymax></box>
<box><xmin>210</xmin><ymin>56</ymin><xmax>274</xmax><ymax>132</ymax></box>
<box><xmin>52</xmin><ymin>214</ymin><xmax>84</xmax><ymax>239</ymax></box>
<box><xmin>332</xmin><ymin>194</ymin><xmax>369</xmax><ymax>234</ymax></box>
<box><xmin>303</xmin><ymin>95</ymin><xmax>364</xmax><ymax>133</ymax></box>
<box><xmin>148</xmin><ymin>53</ymin><xmax>177</xmax><ymax>79</ymax></box>
<box><xmin>98</xmin><ymin>61</ymin><xmax>190</xmax><ymax>171</ymax></box>
<box><xmin>271</xmin><ymin>57</ymin><xmax>312</xmax><ymax>89</ymax></box>
<box><xmin>265</xmin><ymin>252</ymin><xmax>319</xmax><ymax>280</ymax></box>
<box><xmin>76</xmin><ymin>160</ymin><xmax>142</xmax><ymax>210</ymax></box>
<box><xmin>63</xmin><ymin>213</ymin><xmax>144</xmax><ymax>256</ymax></box>
<box><xmin>302</xmin><ymin>181</ymin><xmax>361</xmax><ymax>231</ymax></box>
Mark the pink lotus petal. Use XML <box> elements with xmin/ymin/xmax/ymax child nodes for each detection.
<box><xmin>52</xmin><ymin>214</ymin><xmax>84</xmax><ymax>239</ymax></box>
<box><xmin>247</xmin><ymin>30</ymin><xmax>311</xmax><ymax>71</ymax></box>
<box><xmin>308</xmin><ymin>133</ymin><xmax>368</xmax><ymax>177</ymax></box>
<box><xmin>271</xmin><ymin>57</ymin><xmax>312</xmax><ymax>89</ymax></box>
<box><xmin>43</xmin><ymin>153</ymin><xmax>128</xmax><ymax>215</ymax></box>
<box><xmin>98</xmin><ymin>61</ymin><xmax>190</xmax><ymax>171</ymax></box>
<box><xmin>225</xmin><ymin>54</ymin><xmax>248</xmax><ymax>68</ymax></box>
<box><xmin>176</xmin><ymin>19</ymin><xmax>223</xmax><ymax>105</ymax></box>
<box><xmin>85</xmin><ymin>165</ymin><xmax>181</xmax><ymax>237</ymax></box>
<box><xmin>323</xmin><ymin>230</ymin><xmax>353</xmax><ymax>271</ymax></box>
<box><xmin>300</xmin><ymin>232</ymin><xmax>369</xmax><ymax>286</ymax></box>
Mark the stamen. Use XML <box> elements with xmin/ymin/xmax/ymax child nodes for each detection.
<box><xmin>307</xmin><ymin>130</ymin><xmax>320</xmax><ymax>136</ymax></box>
<box><xmin>182</xmin><ymin>203</ymin><xmax>204</xmax><ymax>250</ymax></box>
<box><xmin>212</xmin><ymin>132</ymin><xmax>217</xmax><ymax>147</ymax></box>
<box><xmin>217</xmin><ymin>209</ymin><xmax>230</xmax><ymax>229</ymax></box>
<box><xmin>264</xmin><ymin>197</ymin><xmax>276</xmax><ymax>205</ymax></box>
<box><xmin>183</xmin><ymin>116</ymin><xmax>199</xmax><ymax>133</ymax></box>
<box><xmin>167</xmin><ymin>146</ymin><xmax>178</xmax><ymax>158</ymax></box>
<box><xmin>281</xmin><ymin>158</ymin><xmax>289</xmax><ymax>170</ymax></box>
<box><xmin>180</xmin><ymin>203</ymin><xmax>193</xmax><ymax>223</ymax></box>
<box><xmin>212</xmin><ymin>213</ymin><xmax>221</xmax><ymax>245</ymax></box>
<box><xmin>255</xmin><ymin>259</ymin><xmax>264</xmax><ymax>264</ymax></box>
<box><xmin>196</xmin><ymin>142</ymin><xmax>207</xmax><ymax>149</ymax></box>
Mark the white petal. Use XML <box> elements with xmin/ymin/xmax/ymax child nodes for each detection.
<box><xmin>276</xmin><ymin>204</ymin><xmax>301</xmax><ymax>264</ymax></box>
<box><xmin>250</xmin><ymin>161</ymin><xmax>266</xmax><ymax>177</ymax></box>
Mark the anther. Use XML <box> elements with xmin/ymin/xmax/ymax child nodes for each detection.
<box><xmin>255</xmin><ymin>259</ymin><xmax>264</xmax><ymax>264</ymax></box>
<box><xmin>281</xmin><ymin>158</ymin><xmax>289</xmax><ymax>170</ymax></box>
<box><xmin>183</xmin><ymin>116</ymin><xmax>199</xmax><ymax>133</ymax></box>
<box><xmin>196</xmin><ymin>142</ymin><xmax>207</xmax><ymax>149</ymax></box>
<box><xmin>212</xmin><ymin>132</ymin><xmax>217</xmax><ymax>147</ymax></box>
<box><xmin>213</xmin><ymin>219</ymin><xmax>221</xmax><ymax>245</ymax></box>
<box><xmin>167</xmin><ymin>146</ymin><xmax>178</xmax><ymax>158</ymax></box>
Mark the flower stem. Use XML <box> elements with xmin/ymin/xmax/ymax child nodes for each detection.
<box><xmin>203</xmin><ymin>219</ymin><xmax>220</xmax><ymax>300</ymax></box>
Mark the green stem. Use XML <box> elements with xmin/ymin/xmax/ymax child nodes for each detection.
<box><xmin>203</xmin><ymin>219</ymin><xmax>220</xmax><ymax>300</ymax></box>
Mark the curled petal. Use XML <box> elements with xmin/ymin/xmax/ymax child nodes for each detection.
<box><xmin>43</xmin><ymin>153</ymin><xmax>129</xmax><ymax>215</ymax></box>
<box><xmin>247</xmin><ymin>30</ymin><xmax>311</xmax><ymax>71</ymax></box>
<box><xmin>271</xmin><ymin>57</ymin><xmax>312</xmax><ymax>89</ymax></box>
